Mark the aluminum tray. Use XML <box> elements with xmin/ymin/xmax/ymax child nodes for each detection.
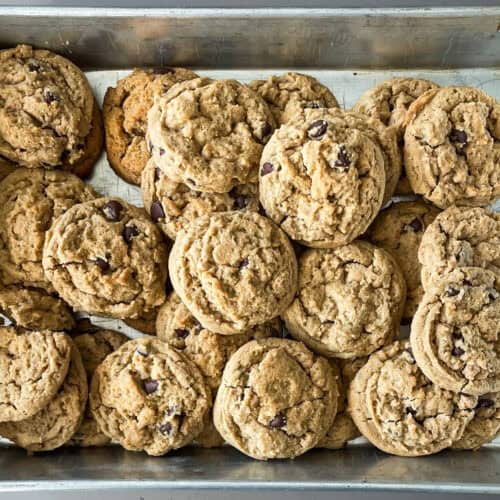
<box><xmin>0</xmin><ymin>6</ymin><xmax>499</xmax><ymax>496</ymax></box>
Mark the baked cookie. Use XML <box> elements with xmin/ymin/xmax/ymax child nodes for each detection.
<box><xmin>0</xmin><ymin>327</ymin><xmax>72</xmax><ymax>422</ymax></box>
<box><xmin>43</xmin><ymin>197</ymin><xmax>168</xmax><ymax>319</ymax></box>
<box><xmin>318</xmin><ymin>357</ymin><xmax>365</xmax><ymax>449</ymax></box>
<box><xmin>348</xmin><ymin>340</ymin><xmax>477</xmax><ymax>457</ymax></box>
<box><xmin>69</xmin><ymin>327</ymin><xmax>128</xmax><ymax>447</ymax></box>
<box><xmin>419</xmin><ymin>206</ymin><xmax>500</xmax><ymax>291</ymax></box>
<box><xmin>147</xmin><ymin>77</ymin><xmax>275</xmax><ymax>193</ymax></box>
<box><xmin>411</xmin><ymin>267</ymin><xmax>500</xmax><ymax>396</ymax></box>
<box><xmin>0</xmin><ymin>286</ymin><xmax>74</xmax><ymax>331</ymax></box>
<box><xmin>0</xmin><ymin>168</ymin><xmax>97</xmax><ymax>291</ymax></box>
<box><xmin>367</xmin><ymin>200</ymin><xmax>440</xmax><ymax>319</ymax></box>
<box><xmin>90</xmin><ymin>337</ymin><xmax>211</xmax><ymax>456</ymax></box>
<box><xmin>141</xmin><ymin>158</ymin><xmax>259</xmax><ymax>239</ymax></box>
<box><xmin>124</xmin><ymin>307</ymin><xmax>159</xmax><ymax>335</ymax></box>
<box><xmin>249</xmin><ymin>72</ymin><xmax>339</xmax><ymax>126</ymax></box>
<box><xmin>0</xmin><ymin>157</ymin><xmax>15</xmax><ymax>182</ymax></box>
<box><xmin>0</xmin><ymin>342</ymin><xmax>87</xmax><ymax>452</ymax></box>
<box><xmin>452</xmin><ymin>392</ymin><xmax>500</xmax><ymax>450</ymax></box>
<box><xmin>404</xmin><ymin>86</ymin><xmax>500</xmax><ymax>208</ymax></box>
<box><xmin>213</xmin><ymin>338</ymin><xmax>339</xmax><ymax>460</ymax></box>
<box><xmin>283</xmin><ymin>241</ymin><xmax>406</xmax><ymax>358</ymax></box>
<box><xmin>0</xmin><ymin>45</ymin><xmax>96</xmax><ymax>170</ymax></box>
<box><xmin>103</xmin><ymin>67</ymin><xmax>198</xmax><ymax>185</ymax></box>
<box><xmin>259</xmin><ymin>108</ymin><xmax>386</xmax><ymax>248</ymax></box>
<box><xmin>169</xmin><ymin>211</ymin><xmax>297</xmax><ymax>334</ymax></box>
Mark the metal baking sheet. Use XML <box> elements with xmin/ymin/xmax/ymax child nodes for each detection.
<box><xmin>0</xmin><ymin>6</ymin><xmax>499</xmax><ymax>495</ymax></box>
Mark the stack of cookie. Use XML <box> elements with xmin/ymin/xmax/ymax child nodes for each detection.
<box><xmin>0</xmin><ymin>41</ymin><xmax>498</xmax><ymax>461</ymax></box>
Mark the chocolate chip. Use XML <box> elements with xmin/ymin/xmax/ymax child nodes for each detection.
<box><xmin>153</xmin><ymin>67</ymin><xmax>175</xmax><ymax>74</ymax></box>
<box><xmin>142</xmin><ymin>378</ymin><xmax>159</xmax><ymax>394</ymax></box>
<box><xmin>334</xmin><ymin>146</ymin><xmax>351</xmax><ymax>170</ymax></box>
<box><xmin>150</xmin><ymin>201</ymin><xmax>166</xmax><ymax>221</ymax></box>
<box><xmin>445</xmin><ymin>287</ymin><xmax>460</xmax><ymax>297</ymax></box>
<box><xmin>452</xmin><ymin>346</ymin><xmax>465</xmax><ymax>357</ymax></box>
<box><xmin>102</xmin><ymin>200</ymin><xmax>123</xmax><ymax>221</ymax></box>
<box><xmin>122</xmin><ymin>225</ymin><xmax>139</xmax><ymax>243</ymax></box>
<box><xmin>159</xmin><ymin>147</ymin><xmax>165</xmax><ymax>156</ymax></box>
<box><xmin>405</xmin><ymin>217</ymin><xmax>423</xmax><ymax>232</ymax></box>
<box><xmin>239</xmin><ymin>258</ymin><xmax>249</xmax><ymax>270</ymax></box>
<box><xmin>175</xmin><ymin>328</ymin><xmax>189</xmax><ymax>339</ymax></box>
<box><xmin>44</xmin><ymin>90</ymin><xmax>58</xmax><ymax>104</ymax></box>
<box><xmin>159</xmin><ymin>422</ymin><xmax>172</xmax><ymax>435</ymax></box>
<box><xmin>449</xmin><ymin>128</ymin><xmax>467</xmax><ymax>145</ymax></box>
<box><xmin>405</xmin><ymin>406</ymin><xmax>417</xmax><ymax>417</ymax></box>
<box><xmin>28</xmin><ymin>62</ymin><xmax>40</xmax><ymax>73</ymax></box>
<box><xmin>136</xmin><ymin>348</ymin><xmax>149</xmax><ymax>357</ymax></box>
<box><xmin>269</xmin><ymin>412</ymin><xmax>286</xmax><ymax>428</ymax></box>
<box><xmin>452</xmin><ymin>331</ymin><xmax>463</xmax><ymax>341</ymax></box>
<box><xmin>261</xmin><ymin>162</ymin><xmax>274</xmax><ymax>176</ymax></box>
<box><xmin>95</xmin><ymin>258</ymin><xmax>110</xmax><ymax>274</ymax></box>
<box><xmin>476</xmin><ymin>398</ymin><xmax>494</xmax><ymax>409</ymax></box>
<box><xmin>307</xmin><ymin>120</ymin><xmax>328</xmax><ymax>139</ymax></box>
<box><xmin>154</xmin><ymin>167</ymin><xmax>162</xmax><ymax>181</ymax></box>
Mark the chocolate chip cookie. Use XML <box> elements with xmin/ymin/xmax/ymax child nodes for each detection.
<box><xmin>249</xmin><ymin>72</ymin><xmax>339</xmax><ymax>126</ymax></box>
<box><xmin>348</xmin><ymin>340</ymin><xmax>477</xmax><ymax>457</ymax></box>
<box><xmin>404</xmin><ymin>86</ymin><xmax>500</xmax><ymax>208</ymax></box>
<box><xmin>0</xmin><ymin>341</ymin><xmax>87</xmax><ymax>451</ymax></box>
<box><xmin>147</xmin><ymin>77</ymin><xmax>275</xmax><ymax>193</ymax></box>
<box><xmin>213</xmin><ymin>338</ymin><xmax>339</xmax><ymax>460</ymax></box>
<box><xmin>141</xmin><ymin>158</ymin><xmax>259</xmax><ymax>239</ymax></box>
<box><xmin>0</xmin><ymin>327</ymin><xmax>72</xmax><ymax>422</ymax></box>
<box><xmin>0</xmin><ymin>45</ymin><xmax>97</xmax><ymax>170</ymax></box>
<box><xmin>259</xmin><ymin>108</ymin><xmax>386</xmax><ymax>248</ymax></box>
<box><xmin>90</xmin><ymin>337</ymin><xmax>211</xmax><ymax>456</ymax></box>
<box><xmin>103</xmin><ymin>67</ymin><xmax>198</xmax><ymax>185</ymax></box>
<box><xmin>419</xmin><ymin>206</ymin><xmax>500</xmax><ymax>291</ymax></box>
<box><xmin>0</xmin><ymin>286</ymin><xmax>75</xmax><ymax>331</ymax></box>
<box><xmin>283</xmin><ymin>241</ymin><xmax>406</xmax><ymax>358</ymax></box>
<box><xmin>43</xmin><ymin>197</ymin><xmax>168</xmax><ymax>319</ymax></box>
<box><xmin>124</xmin><ymin>307</ymin><xmax>159</xmax><ymax>335</ymax></box>
<box><xmin>411</xmin><ymin>267</ymin><xmax>500</xmax><ymax>396</ymax></box>
<box><xmin>367</xmin><ymin>200</ymin><xmax>440</xmax><ymax>319</ymax></box>
<box><xmin>0</xmin><ymin>168</ymin><xmax>97</xmax><ymax>291</ymax></box>
<box><xmin>169</xmin><ymin>211</ymin><xmax>297</xmax><ymax>334</ymax></box>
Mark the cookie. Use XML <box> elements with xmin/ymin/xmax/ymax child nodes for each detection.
<box><xmin>90</xmin><ymin>337</ymin><xmax>211</xmax><ymax>456</ymax></box>
<box><xmin>318</xmin><ymin>357</ymin><xmax>365</xmax><ymax>449</ymax></box>
<box><xmin>283</xmin><ymin>241</ymin><xmax>406</xmax><ymax>358</ymax></box>
<box><xmin>404</xmin><ymin>86</ymin><xmax>500</xmax><ymax>208</ymax></box>
<box><xmin>69</xmin><ymin>327</ymin><xmax>128</xmax><ymax>447</ymax></box>
<box><xmin>348</xmin><ymin>340</ymin><xmax>477</xmax><ymax>457</ymax></box>
<box><xmin>43</xmin><ymin>197</ymin><xmax>168</xmax><ymax>319</ymax></box>
<box><xmin>124</xmin><ymin>307</ymin><xmax>159</xmax><ymax>335</ymax></box>
<box><xmin>0</xmin><ymin>286</ymin><xmax>75</xmax><ymax>331</ymax></box>
<box><xmin>0</xmin><ymin>168</ymin><xmax>97</xmax><ymax>291</ymax></box>
<box><xmin>147</xmin><ymin>77</ymin><xmax>275</xmax><ymax>193</ymax></box>
<box><xmin>169</xmin><ymin>211</ymin><xmax>297</xmax><ymax>335</ymax></box>
<box><xmin>213</xmin><ymin>338</ymin><xmax>339</xmax><ymax>460</ymax></box>
<box><xmin>0</xmin><ymin>45</ymin><xmax>96</xmax><ymax>170</ymax></box>
<box><xmin>103</xmin><ymin>67</ymin><xmax>198</xmax><ymax>185</ymax></box>
<box><xmin>367</xmin><ymin>200</ymin><xmax>440</xmax><ymax>319</ymax></box>
<box><xmin>0</xmin><ymin>327</ymin><xmax>72</xmax><ymax>422</ymax></box>
<box><xmin>419</xmin><ymin>206</ymin><xmax>500</xmax><ymax>291</ymax></box>
<box><xmin>259</xmin><ymin>108</ymin><xmax>386</xmax><ymax>248</ymax></box>
<box><xmin>452</xmin><ymin>392</ymin><xmax>500</xmax><ymax>450</ymax></box>
<box><xmin>0</xmin><ymin>341</ymin><xmax>87</xmax><ymax>452</ymax></box>
<box><xmin>248</xmin><ymin>72</ymin><xmax>339</xmax><ymax>126</ymax></box>
<box><xmin>141</xmin><ymin>158</ymin><xmax>259</xmax><ymax>239</ymax></box>
<box><xmin>411</xmin><ymin>267</ymin><xmax>500</xmax><ymax>396</ymax></box>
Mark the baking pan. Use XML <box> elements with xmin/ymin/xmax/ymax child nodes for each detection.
<box><xmin>0</xmin><ymin>6</ymin><xmax>499</xmax><ymax>495</ymax></box>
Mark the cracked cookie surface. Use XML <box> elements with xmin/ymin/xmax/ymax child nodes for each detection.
<box><xmin>90</xmin><ymin>337</ymin><xmax>211</xmax><ymax>456</ymax></box>
<box><xmin>213</xmin><ymin>338</ymin><xmax>339</xmax><ymax>460</ymax></box>
<box><xmin>147</xmin><ymin>77</ymin><xmax>275</xmax><ymax>193</ymax></box>
<box><xmin>103</xmin><ymin>67</ymin><xmax>198</xmax><ymax>185</ymax></box>
<box><xmin>411</xmin><ymin>267</ymin><xmax>500</xmax><ymax>396</ymax></box>
<box><xmin>249</xmin><ymin>72</ymin><xmax>339</xmax><ymax>126</ymax></box>
<box><xmin>169</xmin><ymin>211</ymin><xmax>297</xmax><ymax>334</ymax></box>
<box><xmin>43</xmin><ymin>197</ymin><xmax>168</xmax><ymax>319</ymax></box>
<box><xmin>0</xmin><ymin>327</ymin><xmax>72</xmax><ymax>422</ymax></box>
<box><xmin>141</xmin><ymin>158</ymin><xmax>259</xmax><ymax>239</ymax></box>
<box><xmin>419</xmin><ymin>206</ymin><xmax>500</xmax><ymax>291</ymax></box>
<box><xmin>404</xmin><ymin>86</ymin><xmax>500</xmax><ymax>208</ymax></box>
<box><xmin>283</xmin><ymin>241</ymin><xmax>406</xmax><ymax>358</ymax></box>
<box><xmin>0</xmin><ymin>45</ymin><xmax>95</xmax><ymax>169</ymax></box>
<box><xmin>368</xmin><ymin>200</ymin><xmax>440</xmax><ymax>319</ymax></box>
<box><xmin>0</xmin><ymin>168</ymin><xmax>97</xmax><ymax>291</ymax></box>
<box><xmin>259</xmin><ymin>108</ymin><xmax>386</xmax><ymax>248</ymax></box>
<box><xmin>0</xmin><ymin>341</ymin><xmax>87</xmax><ymax>451</ymax></box>
<box><xmin>348</xmin><ymin>340</ymin><xmax>477</xmax><ymax>457</ymax></box>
